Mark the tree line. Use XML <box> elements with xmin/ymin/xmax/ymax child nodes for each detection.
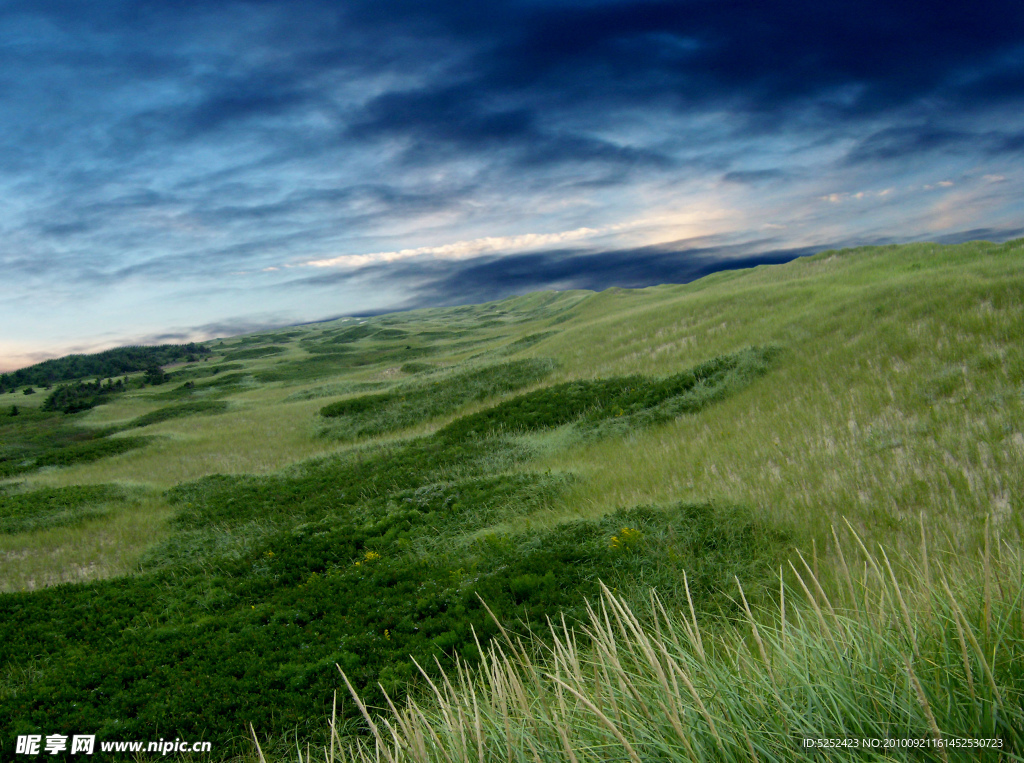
<box><xmin>0</xmin><ymin>343</ymin><xmax>211</xmax><ymax>392</ymax></box>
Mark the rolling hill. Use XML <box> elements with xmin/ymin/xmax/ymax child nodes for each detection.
<box><xmin>1</xmin><ymin>238</ymin><xmax>1022</xmax><ymax>761</ymax></box>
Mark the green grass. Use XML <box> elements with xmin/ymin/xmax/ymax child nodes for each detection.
<box><xmin>0</xmin><ymin>347</ymin><xmax>778</xmax><ymax>756</ymax></box>
<box><xmin>221</xmin><ymin>346</ymin><xmax>288</xmax><ymax>362</ymax></box>
<box><xmin>167</xmin><ymin>363</ymin><xmax>245</xmax><ymax>383</ymax></box>
<box><xmin>0</xmin><ymin>496</ymin><xmax>786</xmax><ymax>758</ymax></box>
<box><xmin>282</xmin><ymin>381</ymin><xmax>391</xmax><ymax>402</ymax></box>
<box><xmin>0</xmin><ymin>404</ymin><xmax>152</xmax><ymax>478</ymax></box>
<box><xmin>436</xmin><ymin>346</ymin><xmax>773</xmax><ymax>442</ymax></box>
<box><xmin>0</xmin><ymin>484</ymin><xmax>128</xmax><ymax>534</ymax></box>
<box><xmin>327</xmin><ymin>525</ymin><xmax>1024</xmax><ymax>763</ymax></box>
<box><xmin>125</xmin><ymin>400</ymin><xmax>230</xmax><ymax>429</ymax></box>
<box><xmin>318</xmin><ymin>359</ymin><xmax>557</xmax><ymax>440</ymax></box>
<box><xmin>0</xmin><ymin>238</ymin><xmax>1021</xmax><ymax>760</ymax></box>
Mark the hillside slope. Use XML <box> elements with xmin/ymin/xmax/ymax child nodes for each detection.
<box><xmin>0</xmin><ymin>238</ymin><xmax>1022</xmax><ymax>759</ymax></box>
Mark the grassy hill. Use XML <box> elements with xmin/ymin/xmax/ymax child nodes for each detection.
<box><xmin>0</xmin><ymin>238</ymin><xmax>1022</xmax><ymax>760</ymax></box>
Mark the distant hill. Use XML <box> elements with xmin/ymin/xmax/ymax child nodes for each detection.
<box><xmin>0</xmin><ymin>343</ymin><xmax>211</xmax><ymax>391</ymax></box>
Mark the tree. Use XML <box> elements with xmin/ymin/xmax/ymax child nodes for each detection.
<box><xmin>9</xmin><ymin>405</ymin><xmax>17</xmax><ymax>416</ymax></box>
<box><xmin>143</xmin><ymin>366</ymin><xmax>167</xmax><ymax>385</ymax></box>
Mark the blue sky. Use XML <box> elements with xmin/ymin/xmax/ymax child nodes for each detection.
<box><xmin>2</xmin><ymin>0</ymin><xmax>1023</xmax><ymax>370</ymax></box>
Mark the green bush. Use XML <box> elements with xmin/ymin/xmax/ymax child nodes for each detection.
<box><xmin>0</xmin><ymin>485</ymin><xmax>128</xmax><ymax>534</ymax></box>
<box><xmin>0</xmin><ymin>435</ymin><xmax>150</xmax><ymax>478</ymax></box>
<box><xmin>0</xmin><ymin>500</ymin><xmax>784</xmax><ymax>757</ymax></box>
<box><xmin>41</xmin><ymin>378</ymin><xmax>125</xmax><ymax>413</ymax></box>
<box><xmin>126</xmin><ymin>400</ymin><xmax>229</xmax><ymax>429</ymax></box>
<box><xmin>0</xmin><ymin>347</ymin><xmax>780</xmax><ymax>757</ymax></box>
<box><xmin>438</xmin><ymin>346</ymin><xmax>775</xmax><ymax>441</ymax></box>
<box><xmin>221</xmin><ymin>345</ymin><xmax>286</xmax><ymax>361</ymax></box>
<box><xmin>319</xmin><ymin>359</ymin><xmax>556</xmax><ymax>440</ymax></box>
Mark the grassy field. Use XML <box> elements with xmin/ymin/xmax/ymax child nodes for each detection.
<box><xmin>0</xmin><ymin>238</ymin><xmax>1022</xmax><ymax>760</ymax></box>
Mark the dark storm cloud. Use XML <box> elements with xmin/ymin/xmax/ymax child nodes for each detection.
<box><xmin>342</xmin><ymin>0</ymin><xmax>1024</xmax><ymax>124</ymax></box>
<box><xmin>930</xmin><ymin>227</ymin><xmax>1024</xmax><ymax>245</ymax></box>
<box><xmin>12</xmin><ymin>0</ymin><xmax>1023</xmax><ymax>174</ymax></box>
<box><xmin>2</xmin><ymin>0</ymin><xmax>1024</xmax><ymax>354</ymax></box>
<box><xmin>283</xmin><ymin>222</ymin><xmax>1024</xmax><ymax>318</ymax></box>
<box><xmin>311</xmin><ymin>0</ymin><xmax>1024</xmax><ymax>181</ymax></box>
<box><xmin>846</xmin><ymin>126</ymin><xmax>1024</xmax><ymax>164</ymax></box>
<box><xmin>289</xmin><ymin>240</ymin><xmax>816</xmax><ymax>310</ymax></box>
<box><xmin>400</xmin><ymin>245</ymin><xmax>813</xmax><ymax>308</ymax></box>
<box><xmin>346</xmin><ymin>85</ymin><xmax>672</xmax><ymax>170</ymax></box>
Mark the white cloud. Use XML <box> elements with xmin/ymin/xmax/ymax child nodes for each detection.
<box><xmin>300</xmin><ymin>227</ymin><xmax>610</xmax><ymax>269</ymax></box>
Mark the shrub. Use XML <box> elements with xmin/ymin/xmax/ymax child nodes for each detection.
<box><xmin>126</xmin><ymin>400</ymin><xmax>229</xmax><ymax>429</ymax></box>
<box><xmin>221</xmin><ymin>345</ymin><xmax>287</xmax><ymax>361</ymax></box>
<box><xmin>330</xmin><ymin>527</ymin><xmax>1024</xmax><ymax>763</ymax></box>
<box><xmin>437</xmin><ymin>346</ymin><xmax>776</xmax><ymax>442</ymax></box>
<box><xmin>319</xmin><ymin>359</ymin><xmax>557</xmax><ymax>440</ymax></box>
<box><xmin>0</xmin><ymin>484</ymin><xmax>127</xmax><ymax>534</ymax></box>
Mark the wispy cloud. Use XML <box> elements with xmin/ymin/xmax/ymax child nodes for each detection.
<box><xmin>302</xmin><ymin>226</ymin><xmax>619</xmax><ymax>268</ymax></box>
<box><xmin>1</xmin><ymin>0</ymin><xmax>1023</xmax><ymax>364</ymax></box>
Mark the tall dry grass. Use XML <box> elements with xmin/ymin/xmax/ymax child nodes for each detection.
<box><xmin>272</xmin><ymin>521</ymin><xmax>1024</xmax><ymax>762</ymax></box>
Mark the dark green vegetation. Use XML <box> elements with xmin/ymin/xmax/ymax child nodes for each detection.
<box><xmin>0</xmin><ymin>405</ymin><xmax>150</xmax><ymax>479</ymax></box>
<box><xmin>0</xmin><ymin>485</ymin><xmax>128</xmax><ymax>534</ymax></box>
<box><xmin>0</xmin><ymin>347</ymin><xmax>778</xmax><ymax>758</ymax></box>
<box><xmin>0</xmin><ymin>499</ymin><xmax>784</xmax><ymax>757</ymax></box>
<box><xmin>255</xmin><ymin>342</ymin><xmax>443</xmax><ymax>383</ymax></box>
<box><xmin>126</xmin><ymin>401</ymin><xmax>230</xmax><ymax>430</ymax></box>
<box><xmin>41</xmin><ymin>377</ymin><xmax>127</xmax><ymax>414</ymax></box>
<box><xmin>0</xmin><ymin>436</ymin><xmax>149</xmax><ymax>479</ymax></box>
<box><xmin>499</xmin><ymin>330</ymin><xmax>556</xmax><ymax>355</ymax></box>
<box><xmin>2</xmin><ymin>241</ymin><xmax>1022</xmax><ymax>761</ymax></box>
<box><xmin>0</xmin><ymin>343</ymin><xmax>210</xmax><ymax>392</ymax></box>
<box><xmin>221</xmin><ymin>346</ymin><xmax>287</xmax><ymax>362</ymax></box>
<box><xmin>153</xmin><ymin>371</ymin><xmax>252</xmax><ymax>402</ymax></box>
<box><xmin>439</xmin><ymin>347</ymin><xmax>774</xmax><ymax>441</ymax></box>
<box><xmin>283</xmin><ymin>381</ymin><xmax>390</xmax><ymax>403</ymax></box>
<box><xmin>319</xmin><ymin>359</ymin><xmax>556</xmax><ymax>440</ymax></box>
<box><xmin>253</xmin><ymin>355</ymin><xmax>379</xmax><ymax>383</ymax></box>
<box><xmin>322</xmin><ymin>323</ymin><xmax>376</xmax><ymax>343</ymax></box>
<box><xmin>167</xmin><ymin>363</ymin><xmax>245</xmax><ymax>383</ymax></box>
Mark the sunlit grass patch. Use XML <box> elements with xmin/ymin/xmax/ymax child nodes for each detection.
<box><xmin>282</xmin><ymin>381</ymin><xmax>391</xmax><ymax>403</ymax></box>
<box><xmin>0</xmin><ymin>491</ymin><xmax>173</xmax><ymax>591</ymax></box>
<box><xmin>28</xmin><ymin>402</ymin><xmax>335</xmax><ymax>488</ymax></box>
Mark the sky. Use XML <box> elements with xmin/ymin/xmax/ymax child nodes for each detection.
<box><xmin>2</xmin><ymin>0</ymin><xmax>1023</xmax><ymax>371</ymax></box>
